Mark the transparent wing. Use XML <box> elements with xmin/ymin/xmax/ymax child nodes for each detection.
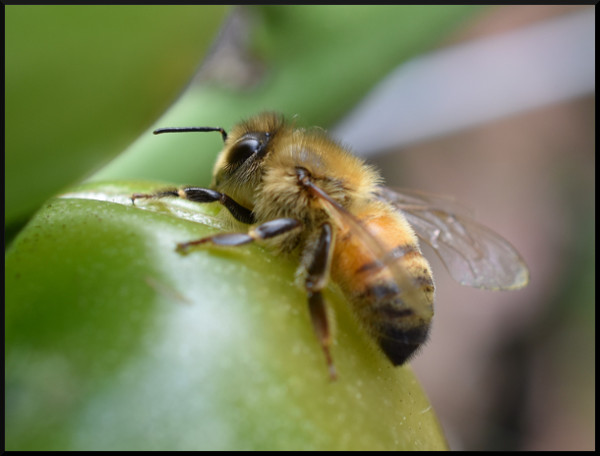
<box><xmin>305</xmin><ymin>181</ymin><xmax>431</xmax><ymax>319</ymax></box>
<box><xmin>375</xmin><ymin>186</ymin><xmax>529</xmax><ymax>290</ymax></box>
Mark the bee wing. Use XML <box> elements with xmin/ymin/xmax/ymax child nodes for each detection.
<box><xmin>375</xmin><ymin>186</ymin><xmax>529</xmax><ymax>290</ymax></box>
<box><xmin>305</xmin><ymin>181</ymin><xmax>431</xmax><ymax>319</ymax></box>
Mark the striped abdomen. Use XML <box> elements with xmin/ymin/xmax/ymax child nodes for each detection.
<box><xmin>331</xmin><ymin>206</ymin><xmax>435</xmax><ymax>365</ymax></box>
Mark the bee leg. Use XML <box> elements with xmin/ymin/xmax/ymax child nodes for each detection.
<box><xmin>303</xmin><ymin>222</ymin><xmax>337</xmax><ymax>380</ymax></box>
<box><xmin>176</xmin><ymin>218</ymin><xmax>301</xmax><ymax>252</ymax></box>
<box><xmin>132</xmin><ymin>187</ymin><xmax>255</xmax><ymax>224</ymax></box>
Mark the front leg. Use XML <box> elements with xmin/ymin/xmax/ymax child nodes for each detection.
<box><xmin>176</xmin><ymin>217</ymin><xmax>302</xmax><ymax>253</ymax></box>
<box><xmin>132</xmin><ymin>187</ymin><xmax>255</xmax><ymax>224</ymax></box>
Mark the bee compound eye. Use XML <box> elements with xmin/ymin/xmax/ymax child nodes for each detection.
<box><xmin>227</xmin><ymin>138</ymin><xmax>261</xmax><ymax>166</ymax></box>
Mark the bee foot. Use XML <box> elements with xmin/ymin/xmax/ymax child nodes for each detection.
<box><xmin>130</xmin><ymin>193</ymin><xmax>152</xmax><ymax>205</ymax></box>
<box><xmin>175</xmin><ymin>242</ymin><xmax>191</xmax><ymax>254</ymax></box>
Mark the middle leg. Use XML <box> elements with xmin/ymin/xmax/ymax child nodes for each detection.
<box><xmin>302</xmin><ymin>222</ymin><xmax>337</xmax><ymax>380</ymax></box>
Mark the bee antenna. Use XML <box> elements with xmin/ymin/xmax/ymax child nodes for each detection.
<box><xmin>153</xmin><ymin>126</ymin><xmax>228</xmax><ymax>142</ymax></box>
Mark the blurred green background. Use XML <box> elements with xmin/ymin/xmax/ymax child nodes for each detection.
<box><xmin>5</xmin><ymin>5</ymin><xmax>475</xmax><ymax>240</ymax></box>
<box><xmin>5</xmin><ymin>5</ymin><xmax>228</xmax><ymax>236</ymax></box>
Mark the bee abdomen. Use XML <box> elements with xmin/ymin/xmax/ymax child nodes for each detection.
<box><xmin>376</xmin><ymin>324</ymin><xmax>430</xmax><ymax>366</ymax></box>
<box><xmin>356</xmin><ymin>276</ymin><xmax>434</xmax><ymax>366</ymax></box>
<box><xmin>331</xmin><ymin>211</ymin><xmax>435</xmax><ymax>367</ymax></box>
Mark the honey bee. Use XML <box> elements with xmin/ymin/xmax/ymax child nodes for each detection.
<box><xmin>132</xmin><ymin>112</ymin><xmax>529</xmax><ymax>379</ymax></box>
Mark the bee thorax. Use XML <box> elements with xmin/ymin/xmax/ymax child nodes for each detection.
<box><xmin>253</xmin><ymin>167</ymin><xmax>343</xmax><ymax>225</ymax></box>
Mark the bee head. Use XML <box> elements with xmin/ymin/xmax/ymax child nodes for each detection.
<box><xmin>153</xmin><ymin>112</ymin><xmax>286</xmax><ymax>209</ymax></box>
<box><xmin>212</xmin><ymin>112</ymin><xmax>286</xmax><ymax>209</ymax></box>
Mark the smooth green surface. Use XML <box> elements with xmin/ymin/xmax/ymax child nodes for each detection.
<box><xmin>6</xmin><ymin>182</ymin><xmax>447</xmax><ymax>450</ymax></box>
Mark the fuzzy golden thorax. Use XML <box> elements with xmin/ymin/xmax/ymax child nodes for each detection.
<box><xmin>210</xmin><ymin>112</ymin><xmax>382</xmax><ymax>226</ymax></box>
